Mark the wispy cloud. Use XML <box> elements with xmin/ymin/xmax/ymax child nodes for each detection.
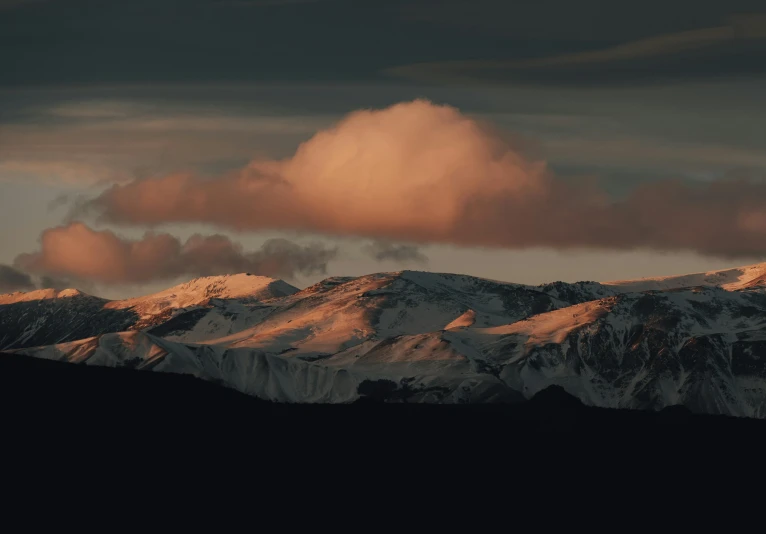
<box><xmin>0</xmin><ymin>160</ymin><xmax>136</xmax><ymax>187</ymax></box>
<box><xmin>48</xmin><ymin>100</ymin><xmax>149</xmax><ymax>119</ymax></box>
<box><xmin>385</xmin><ymin>14</ymin><xmax>766</xmax><ymax>84</ymax></box>
<box><xmin>0</xmin><ymin>97</ymin><xmax>335</xmax><ymax>187</ymax></box>
<box><xmin>363</xmin><ymin>241</ymin><xmax>429</xmax><ymax>264</ymax></box>
<box><xmin>213</xmin><ymin>0</ymin><xmax>326</xmax><ymax>6</ymax></box>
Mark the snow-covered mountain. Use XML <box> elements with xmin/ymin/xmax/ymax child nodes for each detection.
<box><xmin>6</xmin><ymin>266</ymin><xmax>766</xmax><ymax>416</ymax></box>
<box><xmin>0</xmin><ymin>274</ymin><xmax>297</xmax><ymax>350</ymax></box>
<box><xmin>604</xmin><ymin>262</ymin><xmax>766</xmax><ymax>292</ymax></box>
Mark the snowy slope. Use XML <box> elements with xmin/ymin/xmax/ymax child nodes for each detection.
<box><xmin>106</xmin><ymin>273</ymin><xmax>295</xmax><ymax>320</ymax></box>
<box><xmin>188</xmin><ymin>271</ymin><xmax>591</xmax><ymax>357</ymax></box>
<box><xmin>604</xmin><ymin>262</ymin><xmax>766</xmax><ymax>292</ymax></box>
<box><xmin>16</xmin><ymin>285</ymin><xmax>766</xmax><ymax>413</ymax></box>
<box><xmin>0</xmin><ymin>290</ymin><xmax>135</xmax><ymax>350</ymax></box>
<box><xmin>0</xmin><ymin>288</ymin><xmax>87</xmax><ymax>305</ymax></box>
<box><xmin>2</xmin><ymin>270</ymin><xmax>612</xmax><ymax>404</ymax></box>
<box><xmin>7</xmin><ymin>265</ymin><xmax>766</xmax><ymax>416</ymax></box>
<box><xmin>0</xmin><ymin>274</ymin><xmax>297</xmax><ymax>349</ymax></box>
<box><xmin>14</xmin><ymin>330</ymin><xmax>515</xmax><ymax>403</ymax></box>
<box><xmin>465</xmin><ymin>287</ymin><xmax>766</xmax><ymax>417</ymax></box>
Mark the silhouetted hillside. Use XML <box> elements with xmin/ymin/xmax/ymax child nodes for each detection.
<box><xmin>3</xmin><ymin>353</ymin><xmax>764</xmax><ymax>443</ymax></box>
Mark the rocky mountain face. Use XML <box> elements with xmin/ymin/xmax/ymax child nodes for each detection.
<box><xmin>5</xmin><ymin>263</ymin><xmax>766</xmax><ymax>417</ymax></box>
<box><xmin>0</xmin><ymin>274</ymin><xmax>297</xmax><ymax>350</ymax></box>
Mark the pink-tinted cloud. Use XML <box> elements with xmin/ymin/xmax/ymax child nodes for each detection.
<box><xmin>82</xmin><ymin>99</ymin><xmax>766</xmax><ymax>258</ymax></box>
<box><xmin>83</xmin><ymin>100</ymin><xmax>550</xmax><ymax>235</ymax></box>
<box><xmin>14</xmin><ymin>222</ymin><xmax>337</xmax><ymax>285</ymax></box>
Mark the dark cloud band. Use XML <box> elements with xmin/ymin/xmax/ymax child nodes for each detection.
<box><xmin>0</xmin><ymin>265</ymin><xmax>35</xmax><ymax>293</ymax></box>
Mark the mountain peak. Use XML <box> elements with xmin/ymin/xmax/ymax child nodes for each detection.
<box><xmin>174</xmin><ymin>273</ymin><xmax>285</xmax><ymax>292</ymax></box>
<box><xmin>0</xmin><ymin>287</ymin><xmax>94</xmax><ymax>305</ymax></box>
<box><xmin>10</xmin><ymin>262</ymin><xmax>766</xmax><ymax>414</ymax></box>
<box><xmin>106</xmin><ymin>273</ymin><xmax>299</xmax><ymax>316</ymax></box>
<box><xmin>604</xmin><ymin>261</ymin><xmax>766</xmax><ymax>292</ymax></box>
<box><xmin>56</xmin><ymin>288</ymin><xmax>85</xmax><ymax>298</ymax></box>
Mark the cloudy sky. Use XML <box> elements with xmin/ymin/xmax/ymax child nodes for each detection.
<box><xmin>2</xmin><ymin>0</ymin><xmax>766</xmax><ymax>298</ymax></box>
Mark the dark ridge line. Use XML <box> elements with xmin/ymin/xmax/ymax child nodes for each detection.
<box><xmin>3</xmin><ymin>352</ymin><xmax>765</xmax><ymax>435</ymax></box>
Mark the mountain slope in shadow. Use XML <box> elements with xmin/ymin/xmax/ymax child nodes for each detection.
<box><xmin>3</xmin><ymin>352</ymin><xmax>764</xmax><ymax>440</ymax></box>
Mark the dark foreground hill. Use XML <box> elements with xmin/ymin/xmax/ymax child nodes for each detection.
<box><xmin>3</xmin><ymin>352</ymin><xmax>764</xmax><ymax>442</ymax></box>
<box><xmin>4</xmin><ymin>351</ymin><xmax>765</xmax><ymax>507</ymax></box>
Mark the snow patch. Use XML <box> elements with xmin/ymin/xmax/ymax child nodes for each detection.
<box><xmin>605</xmin><ymin>262</ymin><xmax>766</xmax><ymax>292</ymax></box>
<box><xmin>445</xmin><ymin>309</ymin><xmax>476</xmax><ymax>330</ymax></box>
<box><xmin>0</xmin><ymin>288</ymin><xmax>90</xmax><ymax>305</ymax></box>
<box><xmin>479</xmin><ymin>299</ymin><xmax>613</xmax><ymax>346</ymax></box>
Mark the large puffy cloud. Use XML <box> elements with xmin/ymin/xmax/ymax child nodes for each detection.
<box><xmin>82</xmin><ymin>100</ymin><xmax>550</xmax><ymax>236</ymax></box>
<box><xmin>85</xmin><ymin>100</ymin><xmax>548</xmax><ymax>235</ymax></box>
<box><xmin>82</xmin><ymin>99</ymin><xmax>766</xmax><ymax>258</ymax></box>
<box><xmin>14</xmin><ymin>222</ymin><xmax>337</xmax><ymax>285</ymax></box>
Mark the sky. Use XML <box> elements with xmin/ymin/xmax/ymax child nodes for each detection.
<box><xmin>2</xmin><ymin>0</ymin><xmax>766</xmax><ymax>298</ymax></box>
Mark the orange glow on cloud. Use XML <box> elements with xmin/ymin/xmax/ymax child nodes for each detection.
<box><xmin>78</xmin><ymin>99</ymin><xmax>766</xmax><ymax>258</ymax></box>
<box><xmin>15</xmin><ymin>223</ymin><xmax>337</xmax><ymax>285</ymax></box>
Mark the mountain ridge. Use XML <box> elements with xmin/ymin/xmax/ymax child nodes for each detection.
<box><xmin>5</xmin><ymin>351</ymin><xmax>763</xmax><ymax>434</ymax></box>
<box><xmin>5</xmin><ymin>261</ymin><xmax>766</xmax><ymax>306</ymax></box>
<box><xmin>6</xmin><ymin>263</ymin><xmax>766</xmax><ymax>416</ymax></box>
<box><xmin>603</xmin><ymin>261</ymin><xmax>766</xmax><ymax>292</ymax></box>
<box><xmin>0</xmin><ymin>273</ymin><xmax>297</xmax><ymax>350</ymax></box>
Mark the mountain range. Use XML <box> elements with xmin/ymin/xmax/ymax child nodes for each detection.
<box><xmin>4</xmin><ymin>263</ymin><xmax>766</xmax><ymax>417</ymax></box>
